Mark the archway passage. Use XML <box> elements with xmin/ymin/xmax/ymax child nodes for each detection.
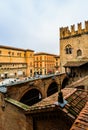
<box><xmin>47</xmin><ymin>82</ymin><xmax>58</xmax><ymax>97</ymax></box>
<box><xmin>62</xmin><ymin>77</ymin><xmax>69</xmax><ymax>89</ymax></box>
<box><xmin>20</xmin><ymin>89</ymin><xmax>42</xmax><ymax>106</ymax></box>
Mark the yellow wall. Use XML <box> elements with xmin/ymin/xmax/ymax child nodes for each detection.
<box><xmin>0</xmin><ymin>46</ymin><xmax>34</xmax><ymax>78</ymax></box>
<box><xmin>34</xmin><ymin>53</ymin><xmax>60</xmax><ymax>75</ymax></box>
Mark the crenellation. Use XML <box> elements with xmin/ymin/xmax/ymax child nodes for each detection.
<box><xmin>78</xmin><ymin>22</ymin><xmax>82</xmax><ymax>34</ymax></box>
<box><xmin>71</xmin><ymin>24</ymin><xmax>75</xmax><ymax>35</ymax></box>
<box><xmin>85</xmin><ymin>20</ymin><xmax>88</xmax><ymax>32</ymax></box>
<box><xmin>60</xmin><ymin>27</ymin><xmax>63</xmax><ymax>38</ymax></box>
<box><xmin>64</xmin><ymin>27</ymin><xmax>69</xmax><ymax>37</ymax></box>
<box><xmin>60</xmin><ymin>21</ymin><xmax>88</xmax><ymax>39</ymax></box>
<box><xmin>60</xmin><ymin>26</ymin><xmax>71</xmax><ymax>38</ymax></box>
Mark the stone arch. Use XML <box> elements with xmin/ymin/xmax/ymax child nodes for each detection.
<box><xmin>20</xmin><ymin>87</ymin><xmax>42</xmax><ymax>106</ymax></box>
<box><xmin>47</xmin><ymin>81</ymin><xmax>58</xmax><ymax>97</ymax></box>
<box><xmin>16</xmin><ymin>79</ymin><xmax>45</xmax><ymax>100</ymax></box>
<box><xmin>62</xmin><ymin>77</ymin><xmax>69</xmax><ymax>89</ymax></box>
<box><xmin>18</xmin><ymin>85</ymin><xmax>43</xmax><ymax>100</ymax></box>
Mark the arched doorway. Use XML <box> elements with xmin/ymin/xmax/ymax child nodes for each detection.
<box><xmin>20</xmin><ymin>89</ymin><xmax>42</xmax><ymax>106</ymax></box>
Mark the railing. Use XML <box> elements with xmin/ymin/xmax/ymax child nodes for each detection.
<box><xmin>0</xmin><ymin>73</ymin><xmax>65</xmax><ymax>88</ymax></box>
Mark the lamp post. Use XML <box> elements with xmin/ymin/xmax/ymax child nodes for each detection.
<box><xmin>58</xmin><ymin>74</ymin><xmax>64</xmax><ymax>103</ymax></box>
<box><xmin>55</xmin><ymin>73</ymin><xmax>67</xmax><ymax>107</ymax></box>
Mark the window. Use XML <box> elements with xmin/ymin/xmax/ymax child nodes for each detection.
<box><xmin>12</xmin><ymin>52</ymin><xmax>14</xmax><ymax>56</ymax></box>
<box><xmin>65</xmin><ymin>44</ymin><xmax>72</xmax><ymax>54</ymax></box>
<box><xmin>36</xmin><ymin>57</ymin><xmax>38</xmax><ymax>61</ymax></box>
<box><xmin>30</xmin><ymin>53</ymin><xmax>32</xmax><ymax>57</ymax></box>
<box><xmin>77</xmin><ymin>49</ymin><xmax>82</xmax><ymax>56</ymax></box>
<box><xmin>44</xmin><ymin>56</ymin><xmax>46</xmax><ymax>60</ymax></box>
<box><xmin>24</xmin><ymin>53</ymin><xmax>26</xmax><ymax>57</ymax></box>
<box><xmin>30</xmin><ymin>62</ymin><xmax>32</xmax><ymax>67</ymax></box>
<box><xmin>17</xmin><ymin>52</ymin><xmax>21</xmax><ymax>57</ymax></box>
<box><xmin>0</xmin><ymin>50</ymin><xmax>2</xmax><ymax>55</ymax></box>
<box><xmin>8</xmin><ymin>51</ymin><xmax>11</xmax><ymax>55</ymax></box>
<box><xmin>0</xmin><ymin>64</ymin><xmax>2</xmax><ymax>67</ymax></box>
<box><xmin>19</xmin><ymin>53</ymin><xmax>21</xmax><ymax>57</ymax></box>
<box><xmin>40</xmin><ymin>56</ymin><xmax>42</xmax><ymax>61</ymax></box>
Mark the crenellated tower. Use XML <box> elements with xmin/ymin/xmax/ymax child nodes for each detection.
<box><xmin>60</xmin><ymin>21</ymin><xmax>88</xmax><ymax>73</ymax></box>
<box><xmin>60</xmin><ymin>21</ymin><xmax>88</xmax><ymax>39</ymax></box>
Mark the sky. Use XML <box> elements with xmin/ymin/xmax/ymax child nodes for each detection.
<box><xmin>0</xmin><ymin>0</ymin><xmax>88</xmax><ymax>55</ymax></box>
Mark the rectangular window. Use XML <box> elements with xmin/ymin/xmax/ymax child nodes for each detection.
<box><xmin>0</xmin><ymin>50</ymin><xmax>2</xmax><ymax>54</ymax></box>
<box><xmin>12</xmin><ymin>52</ymin><xmax>14</xmax><ymax>56</ymax></box>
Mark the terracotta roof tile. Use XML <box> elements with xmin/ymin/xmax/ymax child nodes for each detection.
<box><xmin>70</xmin><ymin>102</ymin><xmax>88</xmax><ymax>130</ymax></box>
<box><xmin>64</xmin><ymin>61</ymin><xmax>88</xmax><ymax>67</ymax></box>
<box><xmin>29</xmin><ymin>88</ymin><xmax>76</xmax><ymax>109</ymax></box>
<box><xmin>34</xmin><ymin>52</ymin><xmax>58</xmax><ymax>56</ymax></box>
<box><xmin>5</xmin><ymin>88</ymin><xmax>88</xmax><ymax>130</ymax></box>
<box><xmin>27</xmin><ymin>88</ymin><xmax>88</xmax><ymax>121</ymax></box>
<box><xmin>65</xmin><ymin>90</ymin><xmax>88</xmax><ymax>118</ymax></box>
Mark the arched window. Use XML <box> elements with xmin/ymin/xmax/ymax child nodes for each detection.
<box><xmin>65</xmin><ymin>44</ymin><xmax>72</xmax><ymax>54</ymax></box>
<box><xmin>77</xmin><ymin>49</ymin><xmax>82</xmax><ymax>56</ymax></box>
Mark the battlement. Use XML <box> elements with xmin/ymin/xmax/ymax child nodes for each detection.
<box><xmin>60</xmin><ymin>21</ymin><xmax>88</xmax><ymax>39</ymax></box>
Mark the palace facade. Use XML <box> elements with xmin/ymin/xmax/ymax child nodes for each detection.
<box><xmin>0</xmin><ymin>45</ymin><xmax>34</xmax><ymax>78</ymax></box>
<box><xmin>34</xmin><ymin>52</ymin><xmax>60</xmax><ymax>75</ymax></box>
<box><xmin>0</xmin><ymin>45</ymin><xmax>60</xmax><ymax>79</ymax></box>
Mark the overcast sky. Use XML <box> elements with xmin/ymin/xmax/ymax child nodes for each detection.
<box><xmin>0</xmin><ymin>0</ymin><xmax>88</xmax><ymax>55</ymax></box>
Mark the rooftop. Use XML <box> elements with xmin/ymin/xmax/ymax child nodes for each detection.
<box><xmin>26</xmin><ymin>88</ymin><xmax>88</xmax><ymax>119</ymax></box>
<box><xmin>5</xmin><ymin>88</ymin><xmax>88</xmax><ymax>129</ymax></box>
<box><xmin>0</xmin><ymin>45</ymin><xmax>34</xmax><ymax>52</ymax></box>
<box><xmin>34</xmin><ymin>52</ymin><xmax>58</xmax><ymax>57</ymax></box>
<box><xmin>64</xmin><ymin>61</ymin><xmax>88</xmax><ymax>67</ymax></box>
<box><xmin>70</xmin><ymin>102</ymin><xmax>88</xmax><ymax>130</ymax></box>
